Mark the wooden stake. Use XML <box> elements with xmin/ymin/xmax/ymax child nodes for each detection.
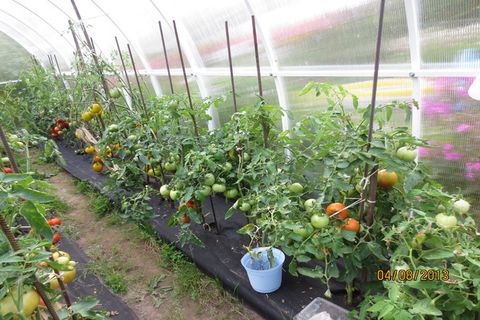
<box><xmin>114</xmin><ymin>36</ymin><xmax>134</xmax><ymax>98</ymax></box>
<box><xmin>70</xmin><ymin>0</ymin><xmax>93</xmax><ymax>49</ymax></box>
<box><xmin>68</xmin><ymin>20</ymin><xmax>85</xmax><ymax>70</ymax></box>
<box><xmin>159</xmin><ymin>21</ymin><xmax>174</xmax><ymax>94</ymax></box>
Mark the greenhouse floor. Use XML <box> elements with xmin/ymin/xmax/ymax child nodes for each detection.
<box><xmin>55</xmin><ymin>142</ymin><xmax>352</xmax><ymax>320</ymax></box>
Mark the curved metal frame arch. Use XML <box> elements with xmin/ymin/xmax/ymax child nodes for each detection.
<box><xmin>0</xmin><ymin>8</ymin><xmax>70</xmax><ymax>66</ymax></box>
<box><xmin>149</xmin><ymin>0</ymin><xmax>220</xmax><ymax>129</ymax></box>
<box><xmin>0</xmin><ymin>23</ymin><xmax>48</xmax><ymax>61</ymax></box>
<box><xmin>90</xmin><ymin>0</ymin><xmax>162</xmax><ymax>96</ymax></box>
<box><xmin>242</xmin><ymin>0</ymin><xmax>290</xmax><ymax>133</ymax></box>
<box><xmin>10</xmin><ymin>0</ymin><xmax>76</xmax><ymax>63</ymax></box>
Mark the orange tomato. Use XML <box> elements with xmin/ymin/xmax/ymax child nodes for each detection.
<box><xmin>377</xmin><ymin>170</ymin><xmax>398</xmax><ymax>189</ymax></box>
<box><xmin>326</xmin><ymin>203</ymin><xmax>348</xmax><ymax>219</ymax></box>
<box><xmin>180</xmin><ymin>214</ymin><xmax>190</xmax><ymax>224</ymax></box>
<box><xmin>92</xmin><ymin>162</ymin><xmax>103</xmax><ymax>172</ymax></box>
<box><xmin>342</xmin><ymin>218</ymin><xmax>360</xmax><ymax>233</ymax></box>
<box><xmin>93</xmin><ymin>156</ymin><xmax>103</xmax><ymax>163</ymax></box>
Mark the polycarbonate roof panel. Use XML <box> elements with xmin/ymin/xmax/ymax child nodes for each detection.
<box><xmin>249</xmin><ymin>0</ymin><xmax>410</xmax><ymax>68</ymax></box>
<box><xmin>0</xmin><ymin>31</ymin><xmax>31</xmax><ymax>81</ymax></box>
<box><xmin>418</xmin><ymin>0</ymin><xmax>480</xmax><ymax>69</ymax></box>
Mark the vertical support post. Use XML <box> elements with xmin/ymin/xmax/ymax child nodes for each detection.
<box><xmin>361</xmin><ymin>0</ymin><xmax>386</xmax><ymax>227</ymax></box>
<box><xmin>68</xmin><ymin>20</ymin><xmax>85</xmax><ymax>70</ymax></box>
<box><xmin>251</xmin><ymin>16</ymin><xmax>263</xmax><ymax>97</ymax></box>
<box><xmin>70</xmin><ymin>0</ymin><xmax>93</xmax><ymax>49</ymax></box>
<box><xmin>404</xmin><ymin>0</ymin><xmax>422</xmax><ymax>141</ymax></box>
<box><xmin>114</xmin><ymin>36</ymin><xmax>134</xmax><ymax>103</ymax></box>
<box><xmin>0</xmin><ymin>126</ymin><xmax>19</xmax><ymax>173</ymax></box>
<box><xmin>225</xmin><ymin>21</ymin><xmax>238</xmax><ymax>112</ymax></box>
<box><xmin>53</xmin><ymin>55</ymin><xmax>68</xmax><ymax>90</ymax></box>
<box><xmin>173</xmin><ymin>20</ymin><xmax>199</xmax><ymax>137</ymax></box>
<box><xmin>126</xmin><ymin>43</ymin><xmax>148</xmax><ymax>116</ymax></box>
<box><xmin>159</xmin><ymin>21</ymin><xmax>175</xmax><ymax>94</ymax></box>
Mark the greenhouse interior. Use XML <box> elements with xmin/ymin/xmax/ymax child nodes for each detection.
<box><xmin>1</xmin><ymin>0</ymin><xmax>480</xmax><ymax>319</ymax></box>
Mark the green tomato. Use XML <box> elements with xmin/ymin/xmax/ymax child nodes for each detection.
<box><xmin>310</xmin><ymin>214</ymin><xmax>329</xmax><ymax>229</ymax></box>
<box><xmin>169</xmin><ymin>190</ymin><xmax>181</xmax><ymax>201</ymax></box>
<box><xmin>212</xmin><ymin>184</ymin><xmax>226</xmax><ymax>193</ymax></box>
<box><xmin>396</xmin><ymin>146</ymin><xmax>417</xmax><ymax>161</ymax></box>
<box><xmin>243</xmin><ymin>153</ymin><xmax>250</xmax><ymax>162</ymax></box>
<box><xmin>199</xmin><ymin>185</ymin><xmax>212</xmax><ymax>197</ymax></box>
<box><xmin>224</xmin><ymin>188</ymin><xmax>238</xmax><ymax>199</ymax></box>
<box><xmin>239</xmin><ymin>202</ymin><xmax>251</xmax><ymax>212</ymax></box>
<box><xmin>288</xmin><ymin>183</ymin><xmax>304</xmax><ymax>194</ymax></box>
<box><xmin>1</xmin><ymin>157</ymin><xmax>10</xmax><ymax>165</ymax></box>
<box><xmin>435</xmin><ymin>213</ymin><xmax>457</xmax><ymax>229</ymax></box>
<box><xmin>304</xmin><ymin>199</ymin><xmax>317</xmax><ymax>213</ymax></box>
<box><xmin>164</xmin><ymin>162</ymin><xmax>177</xmax><ymax>171</ymax></box>
<box><xmin>293</xmin><ymin>227</ymin><xmax>309</xmax><ymax>239</ymax></box>
<box><xmin>107</xmin><ymin>124</ymin><xmax>120</xmax><ymax>132</ymax></box>
<box><xmin>453</xmin><ymin>199</ymin><xmax>470</xmax><ymax>214</ymax></box>
<box><xmin>110</xmin><ymin>87</ymin><xmax>122</xmax><ymax>99</ymax></box>
<box><xmin>160</xmin><ymin>185</ymin><xmax>170</xmax><ymax>197</ymax></box>
<box><xmin>204</xmin><ymin>173</ymin><xmax>215</xmax><ymax>186</ymax></box>
<box><xmin>127</xmin><ymin>135</ymin><xmax>137</xmax><ymax>142</ymax></box>
<box><xmin>224</xmin><ymin>162</ymin><xmax>233</xmax><ymax>171</ymax></box>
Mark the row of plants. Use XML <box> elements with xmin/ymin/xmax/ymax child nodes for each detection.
<box><xmin>1</xmin><ymin>37</ymin><xmax>479</xmax><ymax>319</ymax></box>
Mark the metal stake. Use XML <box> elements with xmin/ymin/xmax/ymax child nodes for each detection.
<box><xmin>159</xmin><ymin>21</ymin><xmax>174</xmax><ymax>94</ymax></box>
<box><xmin>68</xmin><ymin>20</ymin><xmax>85</xmax><ymax>70</ymax></box>
<box><xmin>360</xmin><ymin>0</ymin><xmax>386</xmax><ymax>227</ymax></box>
<box><xmin>70</xmin><ymin>0</ymin><xmax>92</xmax><ymax>49</ymax></box>
<box><xmin>114</xmin><ymin>36</ymin><xmax>134</xmax><ymax>98</ymax></box>
<box><xmin>209</xmin><ymin>196</ymin><xmax>220</xmax><ymax>234</ymax></box>
<box><xmin>126</xmin><ymin>43</ymin><xmax>148</xmax><ymax>116</ymax></box>
<box><xmin>225</xmin><ymin>21</ymin><xmax>238</xmax><ymax>112</ymax></box>
<box><xmin>251</xmin><ymin>16</ymin><xmax>263</xmax><ymax>97</ymax></box>
<box><xmin>172</xmin><ymin>20</ymin><xmax>199</xmax><ymax>137</ymax></box>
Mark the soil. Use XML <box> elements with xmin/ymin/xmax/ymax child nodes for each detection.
<box><xmin>48</xmin><ymin>170</ymin><xmax>263</xmax><ymax>320</ymax></box>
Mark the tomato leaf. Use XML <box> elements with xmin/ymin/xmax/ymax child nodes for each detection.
<box><xmin>20</xmin><ymin>201</ymin><xmax>53</xmax><ymax>240</ymax></box>
<box><xmin>409</xmin><ymin>299</ymin><xmax>442</xmax><ymax>316</ymax></box>
<box><xmin>421</xmin><ymin>248</ymin><xmax>454</xmax><ymax>260</ymax></box>
<box><xmin>297</xmin><ymin>266</ymin><xmax>323</xmax><ymax>278</ymax></box>
<box><xmin>10</xmin><ymin>185</ymin><xmax>54</xmax><ymax>203</ymax></box>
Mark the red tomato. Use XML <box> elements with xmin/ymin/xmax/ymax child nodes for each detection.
<box><xmin>52</xmin><ymin>233</ymin><xmax>61</xmax><ymax>244</ymax></box>
<box><xmin>342</xmin><ymin>218</ymin><xmax>361</xmax><ymax>233</ymax></box>
<box><xmin>48</xmin><ymin>218</ymin><xmax>62</xmax><ymax>226</ymax></box>
<box><xmin>326</xmin><ymin>203</ymin><xmax>348</xmax><ymax>219</ymax></box>
<box><xmin>2</xmin><ymin>168</ymin><xmax>13</xmax><ymax>174</ymax></box>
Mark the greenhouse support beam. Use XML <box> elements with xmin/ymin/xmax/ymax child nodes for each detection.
<box><xmin>404</xmin><ymin>0</ymin><xmax>422</xmax><ymax>139</ymax></box>
<box><xmin>243</xmin><ymin>0</ymin><xmax>291</xmax><ymax>134</ymax></box>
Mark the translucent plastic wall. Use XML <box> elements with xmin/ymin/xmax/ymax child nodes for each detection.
<box><xmin>1</xmin><ymin>0</ymin><xmax>480</xmax><ymax>207</ymax></box>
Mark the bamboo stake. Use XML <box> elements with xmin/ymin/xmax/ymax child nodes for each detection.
<box><xmin>68</xmin><ymin>20</ymin><xmax>85</xmax><ymax>70</ymax></box>
<box><xmin>172</xmin><ymin>20</ymin><xmax>199</xmax><ymax>137</ymax></box>
<box><xmin>70</xmin><ymin>0</ymin><xmax>93</xmax><ymax>49</ymax></box>
<box><xmin>159</xmin><ymin>21</ymin><xmax>174</xmax><ymax>94</ymax></box>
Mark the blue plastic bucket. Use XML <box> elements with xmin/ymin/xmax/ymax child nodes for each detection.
<box><xmin>241</xmin><ymin>247</ymin><xmax>285</xmax><ymax>293</ymax></box>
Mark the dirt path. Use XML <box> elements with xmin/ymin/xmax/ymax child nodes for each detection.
<box><xmin>49</xmin><ymin>171</ymin><xmax>262</xmax><ymax>320</ymax></box>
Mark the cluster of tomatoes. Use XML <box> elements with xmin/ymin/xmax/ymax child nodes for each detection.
<box><xmin>49</xmin><ymin>118</ymin><xmax>69</xmax><ymax>139</ymax></box>
<box><xmin>84</xmin><ymin>145</ymin><xmax>105</xmax><ymax>173</ymax></box>
<box><xmin>81</xmin><ymin>103</ymin><xmax>103</xmax><ymax>122</ymax></box>
<box><xmin>47</xmin><ymin>217</ymin><xmax>62</xmax><ymax>244</ymax></box>
<box><xmin>177</xmin><ymin>199</ymin><xmax>201</xmax><ymax>224</ymax></box>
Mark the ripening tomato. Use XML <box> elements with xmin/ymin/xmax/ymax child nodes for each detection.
<box><xmin>52</xmin><ymin>233</ymin><xmax>61</xmax><ymax>244</ymax></box>
<box><xmin>342</xmin><ymin>218</ymin><xmax>360</xmax><ymax>233</ymax></box>
<box><xmin>377</xmin><ymin>170</ymin><xmax>398</xmax><ymax>189</ymax></box>
<box><xmin>0</xmin><ymin>287</ymin><xmax>40</xmax><ymax>317</ymax></box>
<box><xmin>186</xmin><ymin>199</ymin><xmax>198</xmax><ymax>209</ymax></box>
<box><xmin>180</xmin><ymin>214</ymin><xmax>190</xmax><ymax>224</ymax></box>
<box><xmin>81</xmin><ymin>111</ymin><xmax>94</xmax><ymax>122</ymax></box>
<box><xmin>85</xmin><ymin>146</ymin><xmax>96</xmax><ymax>154</ymax></box>
<box><xmin>326</xmin><ymin>203</ymin><xmax>348</xmax><ymax>219</ymax></box>
<box><xmin>93</xmin><ymin>156</ymin><xmax>103</xmax><ymax>164</ymax></box>
<box><xmin>91</xmin><ymin>103</ymin><xmax>102</xmax><ymax>114</ymax></box>
<box><xmin>92</xmin><ymin>162</ymin><xmax>103</xmax><ymax>172</ymax></box>
<box><xmin>48</xmin><ymin>218</ymin><xmax>62</xmax><ymax>226</ymax></box>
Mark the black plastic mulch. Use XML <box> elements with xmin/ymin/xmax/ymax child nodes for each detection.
<box><xmin>59</xmin><ymin>237</ymin><xmax>138</xmax><ymax>319</ymax></box>
<box><xmin>56</xmin><ymin>142</ymin><xmax>351</xmax><ymax>320</ymax></box>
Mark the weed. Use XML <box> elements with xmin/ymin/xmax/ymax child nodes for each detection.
<box><xmin>74</xmin><ymin>179</ymin><xmax>95</xmax><ymax>194</ymax></box>
<box><xmin>90</xmin><ymin>195</ymin><xmax>112</xmax><ymax>218</ymax></box>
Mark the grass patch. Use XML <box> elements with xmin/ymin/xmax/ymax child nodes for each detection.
<box><xmin>74</xmin><ymin>179</ymin><xmax>95</xmax><ymax>194</ymax></box>
<box><xmin>85</xmin><ymin>245</ymin><xmax>129</xmax><ymax>294</ymax></box>
<box><xmin>90</xmin><ymin>195</ymin><xmax>112</xmax><ymax>219</ymax></box>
